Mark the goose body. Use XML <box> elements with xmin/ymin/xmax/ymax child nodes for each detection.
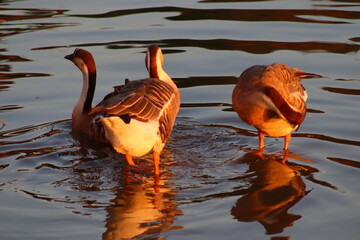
<box><xmin>232</xmin><ymin>63</ymin><xmax>320</xmax><ymax>150</ymax></box>
<box><xmin>65</xmin><ymin>45</ymin><xmax>180</xmax><ymax>175</ymax></box>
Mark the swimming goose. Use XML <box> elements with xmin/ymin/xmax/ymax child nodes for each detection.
<box><xmin>232</xmin><ymin>63</ymin><xmax>321</xmax><ymax>150</ymax></box>
<box><xmin>65</xmin><ymin>45</ymin><xmax>180</xmax><ymax>175</ymax></box>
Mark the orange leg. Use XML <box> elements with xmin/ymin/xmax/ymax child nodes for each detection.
<box><xmin>283</xmin><ymin>133</ymin><xmax>291</xmax><ymax>150</ymax></box>
<box><xmin>258</xmin><ymin>131</ymin><xmax>265</xmax><ymax>150</ymax></box>
<box><xmin>153</xmin><ymin>151</ymin><xmax>160</xmax><ymax>176</ymax></box>
<box><xmin>281</xmin><ymin>149</ymin><xmax>289</xmax><ymax>164</ymax></box>
<box><xmin>125</xmin><ymin>154</ymin><xmax>135</xmax><ymax>166</ymax></box>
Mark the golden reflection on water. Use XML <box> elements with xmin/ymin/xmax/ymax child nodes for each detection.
<box><xmin>103</xmin><ymin>175</ymin><xmax>182</xmax><ymax>239</ymax></box>
<box><xmin>71</xmin><ymin>130</ymin><xmax>184</xmax><ymax>239</ymax></box>
<box><xmin>231</xmin><ymin>152</ymin><xmax>309</xmax><ymax>235</ymax></box>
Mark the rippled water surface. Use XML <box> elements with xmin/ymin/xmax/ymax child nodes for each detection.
<box><xmin>1</xmin><ymin>0</ymin><xmax>360</xmax><ymax>239</ymax></box>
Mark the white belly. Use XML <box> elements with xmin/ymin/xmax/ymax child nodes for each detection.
<box><xmin>101</xmin><ymin>116</ymin><xmax>159</xmax><ymax>157</ymax></box>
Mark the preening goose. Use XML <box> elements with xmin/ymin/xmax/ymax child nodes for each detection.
<box><xmin>232</xmin><ymin>63</ymin><xmax>321</xmax><ymax>150</ymax></box>
<box><xmin>65</xmin><ymin>45</ymin><xmax>180</xmax><ymax>175</ymax></box>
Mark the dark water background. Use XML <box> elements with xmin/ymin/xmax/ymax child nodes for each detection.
<box><xmin>0</xmin><ymin>0</ymin><xmax>359</xmax><ymax>239</ymax></box>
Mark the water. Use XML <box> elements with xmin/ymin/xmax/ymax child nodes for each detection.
<box><xmin>0</xmin><ymin>0</ymin><xmax>360</xmax><ymax>239</ymax></box>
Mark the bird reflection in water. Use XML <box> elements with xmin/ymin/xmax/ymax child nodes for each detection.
<box><xmin>102</xmin><ymin>172</ymin><xmax>182</xmax><ymax>239</ymax></box>
<box><xmin>231</xmin><ymin>151</ymin><xmax>311</xmax><ymax>235</ymax></box>
<box><xmin>68</xmin><ymin>131</ymin><xmax>183</xmax><ymax>239</ymax></box>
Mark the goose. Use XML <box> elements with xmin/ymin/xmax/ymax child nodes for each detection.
<box><xmin>65</xmin><ymin>45</ymin><xmax>180</xmax><ymax>175</ymax></box>
<box><xmin>232</xmin><ymin>63</ymin><xmax>321</xmax><ymax>150</ymax></box>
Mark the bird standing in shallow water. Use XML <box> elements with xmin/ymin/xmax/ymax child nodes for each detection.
<box><xmin>65</xmin><ymin>45</ymin><xmax>180</xmax><ymax>175</ymax></box>
<box><xmin>232</xmin><ymin>63</ymin><xmax>321</xmax><ymax>150</ymax></box>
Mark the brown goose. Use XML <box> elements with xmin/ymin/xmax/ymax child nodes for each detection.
<box><xmin>65</xmin><ymin>45</ymin><xmax>180</xmax><ymax>175</ymax></box>
<box><xmin>232</xmin><ymin>63</ymin><xmax>321</xmax><ymax>150</ymax></box>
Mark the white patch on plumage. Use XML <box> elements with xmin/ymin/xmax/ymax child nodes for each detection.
<box><xmin>101</xmin><ymin>116</ymin><xmax>160</xmax><ymax>157</ymax></box>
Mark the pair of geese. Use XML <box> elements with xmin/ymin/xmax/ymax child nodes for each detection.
<box><xmin>65</xmin><ymin>45</ymin><xmax>321</xmax><ymax>175</ymax></box>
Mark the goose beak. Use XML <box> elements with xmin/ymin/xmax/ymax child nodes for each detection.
<box><xmin>64</xmin><ymin>53</ymin><xmax>74</xmax><ymax>61</ymax></box>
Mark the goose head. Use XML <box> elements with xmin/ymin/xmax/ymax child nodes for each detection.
<box><xmin>65</xmin><ymin>48</ymin><xmax>97</xmax><ymax>76</ymax></box>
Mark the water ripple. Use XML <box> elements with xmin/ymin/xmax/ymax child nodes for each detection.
<box><xmin>69</xmin><ymin>6</ymin><xmax>360</xmax><ymax>24</ymax></box>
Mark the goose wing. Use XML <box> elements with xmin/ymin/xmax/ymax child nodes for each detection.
<box><xmin>260</xmin><ymin>64</ymin><xmax>321</xmax><ymax>126</ymax></box>
<box><xmin>90</xmin><ymin>78</ymin><xmax>178</xmax><ymax>142</ymax></box>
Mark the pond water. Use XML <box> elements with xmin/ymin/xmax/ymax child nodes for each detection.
<box><xmin>0</xmin><ymin>0</ymin><xmax>360</xmax><ymax>239</ymax></box>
